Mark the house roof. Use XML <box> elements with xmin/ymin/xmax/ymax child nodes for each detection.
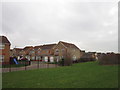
<box><xmin>0</xmin><ymin>36</ymin><xmax>11</xmax><ymax>45</ymax></box>
<box><xmin>23</xmin><ymin>46</ymin><xmax>34</xmax><ymax>55</ymax></box>
<box><xmin>60</xmin><ymin>41</ymin><xmax>80</xmax><ymax>50</ymax></box>
<box><xmin>13</xmin><ymin>48</ymin><xmax>23</xmax><ymax>55</ymax></box>
<box><xmin>34</xmin><ymin>44</ymin><xmax>57</xmax><ymax>51</ymax></box>
<box><xmin>23</xmin><ymin>46</ymin><xmax>33</xmax><ymax>50</ymax></box>
<box><xmin>34</xmin><ymin>45</ymin><xmax>43</xmax><ymax>50</ymax></box>
<box><xmin>14</xmin><ymin>48</ymin><xmax>23</xmax><ymax>51</ymax></box>
<box><xmin>41</xmin><ymin>44</ymin><xmax>56</xmax><ymax>50</ymax></box>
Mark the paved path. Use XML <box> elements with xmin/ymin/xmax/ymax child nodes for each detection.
<box><xmin>2</xmin><ymin>63</ymin><xmax>59</xmax><ymax>73</ymax></box>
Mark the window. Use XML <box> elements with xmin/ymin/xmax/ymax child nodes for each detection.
<box><xmin>0</xmin><ymin>44</ymin><xmax>5</xmax><ymax>49</ymax></box>
<box><xmin>26</xmin><ymin>56</ymin><xmax>30</xmax><ymax>60</ymax></box>
<box><xmin>30</xmin><ymin>51</ymin><xmax>34</xmax><ymax>54</ymax></box>
<box><xmin>36</xmin><ymin>56</ymin><xmax>39</xmax><ymax>60</ymax></box>
<box><xmin>36</xmin><ymin>56</ymin><xmax>41</xmax><ymax>60</ymax></box>
<box><xmin>0</xmin><ymin>55</ymin><xmax>4</xmax><ymax>62</ymax></box>
<box><xmin>61</xmin><ymin>49</ymin><xmax>65</xmax><ymax>52</ymax></box>
<box><xmin>61</xmin><ymin>56</ymin><xmax>64</xmax><ymax>59</ymax></box>
<box><xmin>47</xmin><ymin>51</ymin><xmax>49</xmax><ymax>53</ymax></box>
<box><xmin>31</xmin><ymin>56</ymin><xmax>35</xmax><ymax>60</ymax></box>
<box><xmin>45</xmin><ymin>50</ymin><xmax>49</xmax><ymax>53</ymax></box>
<box><xmin>38</xmin><ymin>51</ymin><xmax>40</xmax><ymax>53</ymax></box>
<box><xmin>73</xmin><ymin>55</ymin><xmax>76</xmax><ymax>61</ymax></box>
<box><xmin>55</xmin><ymin>49</ymin><xmax>59</xmax><ymax>52</ymax></box>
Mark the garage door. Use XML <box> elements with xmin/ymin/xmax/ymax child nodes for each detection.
<box><xmin>44</xmin><ymin>56</ymin><xmax>48</xmax><ymax>62</ymax></box>
<box><xmin>50</xmin><ymin>56</ymin><xmax>54</xmax><ymax>62</ymax></box>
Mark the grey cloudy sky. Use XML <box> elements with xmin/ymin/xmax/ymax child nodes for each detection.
<box><xmin>0</xmin><ymin>0</ymin><xmax>119</xmax><ymax>53</ymax></box>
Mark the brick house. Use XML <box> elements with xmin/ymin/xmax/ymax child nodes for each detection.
<box><xmin>34</xmin><ymin>44</ymin><xmax>56</xmax><ymax>62</ymax></box>
<box><xmin>11</xmin><ymin>46</ymin><xmax>33</xmax><ymax>60</ymax></box>
<box><xmin>34</xmin><ymin>45</ymin><xmax>42</xmax><ymax>61</ymax></box>
<box><xmin>10</xmin><ymin>49</ymin><xmax>13</xmax><ymax>57</ymax></box>
<box><xmin>53</xmin><ymin>41</ymin><xmax>82</xmax><ymax>62</ymax></box>
<box><xmin>0</xmin><ymin>36</ymin><xmax>11</xmax><ymax>63</ymax></box>
<box><xmin>12</xmin><ymin>48</ymin><xmax>23</xmax><ymax>56</ymax></box>
<box><xmin>28</xmin><ymin>48</ymin><xmax>35</xmax><ymax>60</ymax></box>
<box><xmin>10</xmin><ymin>41</ymin><xmax>82</xmax><ymax>63</ymax></box>
<box><xmin>11</xmin><ymin>48</ymin><xmax>23</xmax><ymax>60</ymax></box>
<box><xmin>20</xmin><ymin>46</ymin><xmax>34</xmax><ymax>60</ymax></box>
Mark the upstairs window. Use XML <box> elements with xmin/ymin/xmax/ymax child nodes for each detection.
<box><xmin>30</xmin><ymin>51</ymin><xmax>34</xmax><ymax>54</ymax></box>
<box><xmin>55</xmin><ymin>49</ymin><xmax>59</xmax><ymax>52</ymax></box>
<box><xmin>61</xmin><ymin>49</ymin><xmax>65</xmax><ymax>52</ymax></box>
<box><xmin>46</xmin><ymin>50</ymin><xmax>49</xmax><ymax>53</ymax></box>
<box><xmin>0</xmin><ymin>44</ymin><xmax>5</xmax><ymax>49</ymax></box>
<box><xmin>38</xmin><ymin>51</ymin><xmax>41</xmax><ymax>53</ymax></box>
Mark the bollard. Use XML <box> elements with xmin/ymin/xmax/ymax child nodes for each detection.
<box><xmin>25</xmin><ymin>61</ymin><xmax>27</xmax><ymax>70</ymax></box>
<box><xmin>9</xmin><ymin>62</ymin><xmax>11</xmax><ymax>72</ymax></box>
<box><xmin>37</xmin><ymin>60</ymin><xmax>39</xmax><ymax>69</ymax></box>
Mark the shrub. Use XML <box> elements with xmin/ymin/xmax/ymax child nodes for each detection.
<box><xmin>64</xmin><ymin>55</ymin><xmax>72</xmax><ymax>66</ymax></box>
<box><xmin>98</xmin><ymin>53</ymin><xmax>120</xmax><ymax>65</ymax></box>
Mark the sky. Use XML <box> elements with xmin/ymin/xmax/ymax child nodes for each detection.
<box><xmin>0</xmin><ymin>0</ymin><xmax>119</xmax><ymax>53</ymax></box>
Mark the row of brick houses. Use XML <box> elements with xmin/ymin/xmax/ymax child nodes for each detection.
<box><xmin>0</xmin><ymin>35</ymin><xmax>106</xmax><ymax>63</ymax></box>
<box><xmin>1</xmin><ymin>36</ymin><xmax>119</xmax><ymax>64</ymax></box>
<box><xmin>10</xmin><ymin>41</ymin><xmax>82</xmax><ymax>63</ymax></box>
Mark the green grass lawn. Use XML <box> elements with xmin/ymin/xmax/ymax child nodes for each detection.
<box><xmin>2</xmin><ymin>61</ymin><xmax>118</xmax><ymax>88</ymax></box>
<box><xmin>2</xmin><ymin>64</ymin><xmax>27</xmax><ymax>68</ymax></box>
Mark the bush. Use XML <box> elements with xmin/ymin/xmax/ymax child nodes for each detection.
<box><xmin>78</xmin><ymin>58</ymin><xmax>96</xmax><ymax>63</ymax></box>
<box><xmin>98</xmin><ymin>53</ymin><xmax>120</xmax><ymax>65</ymax></box>
<box><xmin>57</xmin><ymin>59</ymin><xmax>64</xmax><ymax>66</ymax></box>
<box><xmin>64</xmin><ymin>56</ymin><xmax>72</xmax><ymax>66</ymax></box>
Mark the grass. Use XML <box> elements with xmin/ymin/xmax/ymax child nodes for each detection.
<box><xmin>2</xmin><ymin>64</ymin><xmax>27</xmax><ymax>68</ymax></box>
<box><xmin>2</xmin><ymin>61</ymin><xmax>118</xmax><ymax>88</ymax></box>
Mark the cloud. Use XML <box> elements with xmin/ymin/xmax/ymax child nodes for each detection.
<box><xmin>1</xmin><ymin>0</ymin><xmax>118</xmax><ymax>53</ymax></box>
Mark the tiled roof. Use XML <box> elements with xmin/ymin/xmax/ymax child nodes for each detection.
<box><xmin>14</xmin><ymin>48</ymin><xmax>23</xmax><ymax>51</ymax></box>
<box><xmin>60</xmin><ymin>41</ymin><xmax>80</xmax><ymax>50</ymax></box>
<box><xmin>34</xmin><ymin>45</ymin><xmax>43</xmax><ymax>50</ymax></box>
<box><xmin>23</xmin><ymin>46</ymin><xmax>33</xmax><ymax>51</ymax></box>
<box><xmin>13</xmin><ymin>48</ymin><xmax>23</xmax><ymax>55</ymax></box>
<box><xmin>0</xmin><ymin>36</ymin><xmax>11</xmax><ymax>45</ymax></box>
<box><xmin>41</xmin><ymin>44</ymin><xmax>56</xmax><ymax>50</ymax></box>
<box><xmin>35</xmin><ymin>44</ymin><xmax>56</xmax><ymax>50</ymax></box>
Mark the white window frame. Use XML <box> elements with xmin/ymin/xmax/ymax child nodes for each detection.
<box><xmin>61</xmin><ymin>49</ymin><xmax>65</xmax><ymax>52</ymax></box>
<box><xmin>30</xmin><ymin>51</ymin><xmax>34</xmax><ymax>54</ymax></box>
<box><xmin>73</xmin><ymin>55</ymin><xmax>76</xmax><ymax>61</ymax></box>
<box><xmin>55</xmin><ymin>49</ymin><xmax>59</xmax><ymax>52</ymax></box>
<box><xmin>0</xmin><ymin>44</ymin><xmax>5</xmax><ymax>49</ymax></box>
<box><xmin>36</xmin><ymin>56</ymin><xmax>39</xmax><ymax>60</ymax></box>
<box><xmin>38</xmin><ymin>51</ymin><xmax>41</xmax><ymax>53</ymax></box>
<box><xmin>31</xmin><ymin>56</ymin><xmax>35</xmax><ymax>60</ymax></box>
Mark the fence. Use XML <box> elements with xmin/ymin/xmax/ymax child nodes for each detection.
<box><xmin>2</xmin><ymin>60</ymin><xmax>59</xmax><ymax>73</ymax></box>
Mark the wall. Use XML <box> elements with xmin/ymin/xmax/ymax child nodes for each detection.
<box><xmin>3</xmin><ymin>43</ymin><xmax>10</xmax><ymax>62</ymax></box>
